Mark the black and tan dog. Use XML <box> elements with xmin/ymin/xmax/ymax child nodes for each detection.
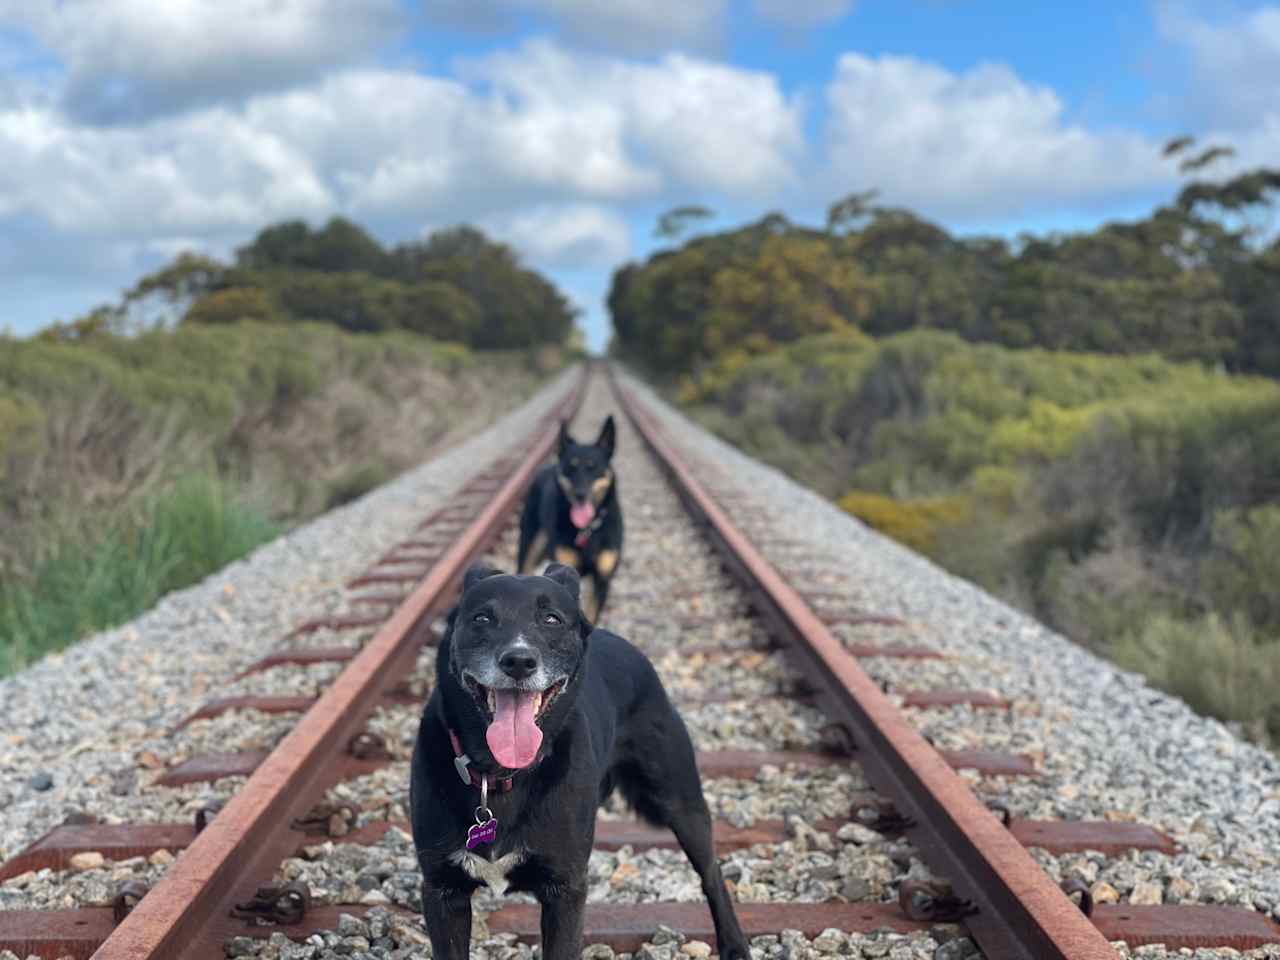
<box><xmin>516</xmin><ymin>416</ymin><xmax>622</xmax><ymax>621</ymax></box>
<box><xmin>410</xmin><ymin>564</ymin><xmax>749</xmax><ymax>960</ymax></box>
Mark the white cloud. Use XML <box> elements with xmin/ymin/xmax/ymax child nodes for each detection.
<box><xmin>539</xmin><ymin>0</ymin><xmax>726</xmax><ymax>53</ymax></box>
<box><xmin>0</xmin><ymin>0</ymin><xmax>403</xmax><ymax>123</ymax></box>
<box><xmin>823</xmin><ymin>54</ymin><xmax>1168</xmax><ymax>220</ymax></box>
<box><xmin>421</xmin><ymin>0</ymin><xmax>726</xmax><ymax>54</ymax></box>
<box><xmin>0</xmin><ymin>62</ymin><xmax>646</xmax><ymax>245</ymax></box>
<box><xmin>752</xmin><ymin>0</ymin><xmax>855</xmax><ymax>29</ymax></box>
<box><xmin>1154</xmin><ymin>4</ymin><xmax>1280</xmax><ymax>172</ymax></box>
<box><xmin>482</xmin><ymin>204</ymin><xmax>632</xmax><ymax>267</ymax></box>
<box><xmin>0</xmin><ymin>42</ymin><xmax>802</xmax><ymax>336</ymax></box>
<box><xmin>0</xmin><ymin>21</ymin><xmax>1195</xmax><ymax>345</ymax></box>
<box><xmin>239</xmin><ymin>66</ymin><xmax>658</xmax><ymax>214</ymax></box>
<box><xmin>475</xmin><ymin>42</ymin><xmax>804</xmax><ymax>197</ymax></box>
<box><xmin>0</xmin><ymin>101</ymin><xmax>332</xmax><ymax>236</ymax></box>
<box><xmin>1157</xmin><ymin>4</ymin><xmax>1280</xmax><ymax>129</ymax></box>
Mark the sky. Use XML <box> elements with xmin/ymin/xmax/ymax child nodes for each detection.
<box><xmin>1</xmin><ymin>1</ymin><xmax>1277</xmax><ymax>350</ymax></box>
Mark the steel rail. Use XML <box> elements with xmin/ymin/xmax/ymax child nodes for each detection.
<box><xmin>91</xmin><ymin>368</ymin><xmax>586</xmax><ymax>960</ymax></box>
<box><xmin>608</xmin><ymin>368</ymin><xmax>1120</xmax><ymax>960</ymax></box>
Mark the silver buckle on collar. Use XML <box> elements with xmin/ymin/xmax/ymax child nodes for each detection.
<box><xmin>454</xmin><ymin>752</ymin><xmax>473</xmax><ymax>785</ymax></box>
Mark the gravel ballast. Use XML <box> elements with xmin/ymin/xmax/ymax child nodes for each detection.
<box><xmin>0</xmin><ymin>368</ymin><xmax>577</xmax><ymax>864</ymax></box>
<box><xmin>235</xmin><ymin>376</ymin><xmax>929</xmax><ymax>958</ymax></box>
<box><xmin>620</xmin><ymin>369</ymin><xmax>1280</xmax><ymax>931</ymax></box>
<box><xmin>5</xmin><ymin>366</ymin><xmax>1278</xmax><ymax>960</ymax></box>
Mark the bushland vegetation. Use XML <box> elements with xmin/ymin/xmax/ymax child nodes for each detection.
<box><xmin>46</xmin><ymin>218</ymin><xmax>577</xmax><ymax>350</ymax></box>
<box><xmin>0</xmin><ymin>324</ymin><xmax>562</xmax><ymax>674</ymax></box>
<box><xmin>612</xmin><ymin>141</ymin><xmax>1280</xmax><ymax>743</ymax></box>
<box><xmin>2</xmin><ymin>219</ymin><xmax>577</xmax><ymax>673</ymax></box>
<box><xmin>611</xmin><ymin>140</ymin><xmax>1279</xmax><ymax>381</ymax></box>
<box><xmin>685</xmin><ymin>331</ymin><xmax>1280</xmax><ymax>741</ymax></box>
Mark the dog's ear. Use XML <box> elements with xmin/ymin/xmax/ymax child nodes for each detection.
<box><xmin>557</xmin><ymin>420</ymin><xmax>572</xmax><ymax>457</ymax></box>
<box><xmin>596</xmin><ymin>415</ymin><xmax>616</xmax><ymax>461</ymax></box>
<box><xmin>463</xmin><ymin>564</ymin><xmax>502</xmax><ymax>594</ymax></box>
<box><xmin>541</xmin><ymin>562</ymin><xmax>581</xmax><ymax>604</ymax></box>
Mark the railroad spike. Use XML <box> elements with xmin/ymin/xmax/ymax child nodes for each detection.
<box><xmin>850</xmin><ymin>794</ymin><xmax>916</xmax><ymax>834</ymax></box>
<box><xmin>898</xmin><ymin>880</ymin><xmax>976</xmax><ymax>923</ymax></box>
<box><xmin>290</xmin><ymin>803</ymin><xmax>357</xmax><ymax>838</ymax></box>
<box><xmin>1061</xmin><ymin>877</ymin><xmax>1094</xmax><ymax>917</ymax></box>
<box><xmin>818</xmin><ymin>722</ymin><xmax>857</xmax><ymax>756</ymax></box>
<box><xmin>229</xmin><ymin>882</ymin><xmax>310</xmax><ymax>926</ymax></box>
<box><xmin>113</xmin><ymin>881</ymin><xmax>148</xmax><ymax>925</ymax></box>
<box><xmin>347</xmin><ymin>730</ymin><xmax>393</xmax><ymax>761</ymax></box>
<box><xmin>194</xmin><ymin>802</ymin><xmax>222</xmax><ymax>835</ymax></box>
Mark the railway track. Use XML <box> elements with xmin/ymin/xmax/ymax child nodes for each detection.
<box><xmin>1</xmin><ymin>363</ymin><xmax>1279</xmax><ymax>960</ymax></box>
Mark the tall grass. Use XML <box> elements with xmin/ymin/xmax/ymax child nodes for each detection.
<box><xmin>683</xmin><ymin>329</ymin><xmax>1280</xmax><ymax>746</ymax></box>
<box><xmin>0</xmin><ymin>323</ymin><xmax>564</xmax><ymax>677</ymax></box>
<box><xmin>0</xmin><ymin>472</ymin><xmax>279</xmax><ymax>675</ymax></box>
<box><xmin>1112</xmin><ymin>613</ymin><xmax>1280</xmax><ymax>743</ymax></box>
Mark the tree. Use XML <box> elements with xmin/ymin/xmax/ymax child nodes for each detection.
<box><xmin>185</xmin><ymin>288</ymin><xmax>279</xmax><ymax>326</ymax></box>
<box><xmin>1162</xmin><ymin>136</ymin><xmax>1280</xmax><ymax>376</ymax></box>
<box><xmin>126</xmin><ymin>253</ymin><xmax>224</xmax><ymax>306</ymax></box>
<box><xmin>826</xmin><ymin>190</ymin><xmax>879</xmax><ymax>235</ymax></box>
<box><xmin>235</xmin><ymin>217</ymin><xmax>388</xmax><ymax>275</ymax></box>
<box><xmin>654</xmin><ymin>205</ymin><xmax>714</xmax><ymax>241</ymax></box>
<box><xmin>608</xmin><ymin>146</ymin><xmax>1279</xmax><ymax>378</ymax></box>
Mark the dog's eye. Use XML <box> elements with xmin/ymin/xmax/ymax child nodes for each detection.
<box><xmin>542</xmin><ymin>613</ymin><xmax>563</xmax><ymax>626</ymax></box>
<box><xmin>472</xmin><ymin>612</ymin><xmax>492</xmax><ymax>625</ymax></box>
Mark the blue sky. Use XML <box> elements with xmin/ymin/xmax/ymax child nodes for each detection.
<box><xmin>1</xmin><ymin>1</ymin><xmax>1277</xmax><ymax>349</ymax></box>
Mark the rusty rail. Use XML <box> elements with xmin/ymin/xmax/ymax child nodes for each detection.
<box><xmin>608</xmin><ymin>369</ymin><xmax>1120</xmax><ymax>960</ymax></box>
<box><xmin>89</xmin><ymin>369</ymin><xmax>585</xmax><ymax>960</ymax></box>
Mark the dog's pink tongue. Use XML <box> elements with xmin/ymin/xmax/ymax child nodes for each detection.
<box><xmin>486</xmin><ymin>690</ymin><xmax>543</xmax><ymax>769</ymax></box>
<box><xmin>570</xmin><ymin>502</ymin><xmax>595</xmax><ymax>529</ymax></box>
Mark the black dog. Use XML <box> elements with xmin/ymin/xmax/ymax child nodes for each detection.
<box><xmin>517</xmin><ymin>416</ymin><xmax>622</xmax><ymax>622</ymax></box>
<box><xmin>409</xmin><ymin>564</ymin><xmax>748</xmax><ymax>960</ymax></box>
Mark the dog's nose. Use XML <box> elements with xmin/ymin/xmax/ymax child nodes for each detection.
<box><xmin>498</xmin><ymin>647</ymin><xmax>541</xmax><ymax>681</ymax></box>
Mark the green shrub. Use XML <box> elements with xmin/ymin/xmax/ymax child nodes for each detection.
<box><xmin>0</xmin><ymin>472</ymin><xmax>279</xmax><ymax>673</ymax></box>
<box><xmin>1202</xmin><ymin>506</ymin><xmax>1280</xmax><ymax>632</ymax></box>
<box><xmin>0</xmin><ymin>391</ymin><xmax>42</xmax><ymax>479</ymax></box>
<box><xmin>325</xmin><ymin>462</ymin><xmax>394</xmax><ymax>509</ymax></box>
<box><xmin>838</xmin><ymin>490</ymin><xmax>972</xmax><ymax>554</ymax></box>
<box><xmin>686</xmin><ymin>328</ymin><xmax>1280</xmax><ymax>744</ymax></box>
<box><xmin>1111</xmin><ymin>612</ymin><xmax>1280</xmax><ymax>743</ymax></box>
<box><xmin>185</xmin><ymin>287</ymin><xmax>281</xmax><ymax>326</ymax></box>
<box><xmin>0</xmin><ymin>322</ymin><xmax>556</xmax><ymax>676</ymax></box>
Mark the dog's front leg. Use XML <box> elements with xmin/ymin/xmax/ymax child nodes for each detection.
<box><xmin>537</xmin><ymin>882</ymin><xmax>588</xmax><ymax>960</ymax></box>
<box><xmin>590</xmin><ymin>572</ymin><xmax>611</xmax><ymax>621</ymax></box>
<box><xmin>422</xmin><ymin>883</ymin><xmax>473</xmax><ymax>960</ymax></box>
<box><xmin>590</xmin><ymin>549</ymin><xmax>619</xmax><ymax>621</ymax></box>
<box><xmin>580</xmin><ymin>575</ymin><xmax>599</xmax><ymax>624</ymax></box>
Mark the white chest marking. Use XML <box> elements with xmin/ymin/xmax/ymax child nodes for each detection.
<box><xmin>449</xmin><ymin>848</ymin><xmax>526</xmax><ymax>895</ymax></box>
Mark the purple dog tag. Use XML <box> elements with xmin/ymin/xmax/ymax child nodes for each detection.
<box><xmin>467</xmin><ymin>817</ymin><xmax>498</xmax><ymax>849</ymax></box>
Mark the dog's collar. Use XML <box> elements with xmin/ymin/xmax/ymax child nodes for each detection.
<box><xmin>448</xmin><ymin>729</ymin><xmax>514</xmax><ymax>793</ymax></box>
<box><xmin>556</xmin><ymin>469</ymin><xmax>612</xmax><ymax>549</ymax></box>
